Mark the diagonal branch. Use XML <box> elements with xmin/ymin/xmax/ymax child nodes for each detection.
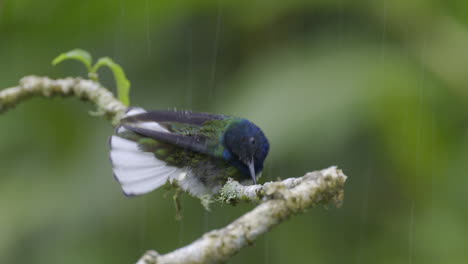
<box><xmin>0</xmin><ymin>75</ymin><xmax>127</xmax><ymax>125</ymax></box>
<box><xmin>137</xmin><ymin>166</ymin><xmax>347</xmax><ymax>264</ymax></box>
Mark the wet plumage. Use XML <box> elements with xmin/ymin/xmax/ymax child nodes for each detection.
<box><xmin>109</xmin><ymin>108</ymin><xmax>269</xmax><ymax>197</ymax></box>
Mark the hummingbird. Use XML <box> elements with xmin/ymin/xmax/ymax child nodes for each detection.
<box><xmin>109</xmin><ymin>108</ymin><xmax>270</xmax><ymax>197</ymax></box>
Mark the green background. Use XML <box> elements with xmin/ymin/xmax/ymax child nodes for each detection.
<box><xmin>1</xmin><ymin>0</ymin><xmax>468</xmax><ymax>263</ymax></box>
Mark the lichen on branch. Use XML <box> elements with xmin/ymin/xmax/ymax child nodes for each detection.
<box><xmin>0</xmin><ymin>75</ymin><xmax>127</xmax><ymax>125</ymax></box>
<box><xmin>137</xmin><ymin>166</ymin><xmax>347</xmax><ymax>264</ymax></box>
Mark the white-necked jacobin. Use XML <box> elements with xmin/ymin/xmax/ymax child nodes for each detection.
<box><xmin>109</xmin><ymin>108</ymin><xmax>270</xmax><ymax>197</ymax></box>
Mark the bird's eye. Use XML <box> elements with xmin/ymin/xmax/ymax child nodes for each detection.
<box><xmin>249</xmin><ymin>137</ymin><xmax>256</xmax><ymax>145</ymax></box>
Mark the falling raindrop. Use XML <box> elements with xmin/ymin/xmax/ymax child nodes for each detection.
<box><xmin>145</xmin><ymin>0</ymin><xmax>152</xmax><ymax>56</ymax></box>
<box><xmin>210</xmin><ymin>0</ymin><xmax>224</xmax><ymax>101</ymax></box>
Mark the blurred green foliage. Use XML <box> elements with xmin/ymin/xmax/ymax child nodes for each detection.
<box><xmin>1</xmin><ymin>0</ymin><xmax>468</xmax><ymax>263</ymax></box>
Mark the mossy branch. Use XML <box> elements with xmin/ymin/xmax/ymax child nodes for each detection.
<box><xmin>137</xmin><ymin>166</ymin><xmax>347</xmax><ymax>264</ymax></box>
<box><xmin>0</xmin><ymin>76</ymin><xmax>348</xmax><ymax>264</ymax></box>
<box><xmin>0</xmin><ymin>76</ymin><xmax>127</xmax><ymax>125</ymax></box>
<box><xmin>217</xmin><ymin>168</ymin><xmax>329</xmax><ymax>204</ymax></box>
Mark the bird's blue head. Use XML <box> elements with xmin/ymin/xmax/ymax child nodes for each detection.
<box><xmin>223</xmin><ymin>119</ymin><xmax>270</xmax><ymax>184</ymax></box>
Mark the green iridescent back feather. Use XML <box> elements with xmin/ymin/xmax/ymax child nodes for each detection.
<box><xmin>161</xmin><ymin>118</ymin><xmax>242</xmax><ymax>158</ymax></box>
<box><xmin>116</xmin><ymin>118</ymin><xmax>245</xmax><ymax>185</ymax></box>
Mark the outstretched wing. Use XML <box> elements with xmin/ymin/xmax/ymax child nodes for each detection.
<box><xmin>121</xmin><ymin>109</ymin><xmax>228</xmax><ymax>156</ymax></box>
<box><xmin>122</xmin><ymin>125</ymin><xmax>210</xmax><ymax>155</ymax></box>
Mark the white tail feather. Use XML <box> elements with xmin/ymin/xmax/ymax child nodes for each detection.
<box><xmin>110</xmin><ymin>148</ymin><xmax>161</xmax><ymax>168</ymax></box>
<box><xmin>109</xmin><ymin>131</ymin><xmax>184</xmax><ymax>196</ymax></box>
<box><xmin>113</xmin><ymin>166</ymin><xmax>169</xmax><ymax>184</ymax></box>
<box><xmin>121</xmin><ymin>168</ymin><xmax>178</xmax><ymax>196</ymax></box>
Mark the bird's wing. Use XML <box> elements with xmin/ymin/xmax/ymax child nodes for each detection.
<box><xmin>122</xmin><ymin>125</ymin><xmax>210</xmax><ymax>154</ymax></box>
<box><xmin>121</xmin><ymin>109</ymin><xmax>228</xmax><ymax>156</ymax></box>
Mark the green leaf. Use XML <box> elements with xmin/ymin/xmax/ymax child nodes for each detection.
<box><xmin>52</xmin><ymin>49</ymin><xmax>93</xmax><ymax>72</ymax></box>
<box><xmin>92</xmin><ymin>57</ymin><xmax>131</xmax><ymax>106</ymax></box>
